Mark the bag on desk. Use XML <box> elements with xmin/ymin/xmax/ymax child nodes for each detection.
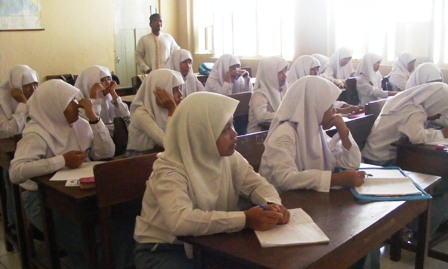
<box><xmin>199</xmin><ymin>62</ymin><xmax>214</xmax><ymax>75</ymax></box>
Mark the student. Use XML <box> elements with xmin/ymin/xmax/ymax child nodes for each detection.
<box><xmin>205</xmin><ymin>54</ymin><xmax>253</xmax><ymax>95</ymax></box>
<box><xmin>0</xmin><ymin>64</ymin><xmax>38</xmax><ymax>231</ymax></box>
<box><xmin>0</xmin><ymin>65</ymin><xmax>39</xmax><ymax>139</ymax></box>
<box><xmin>362</xmin><ymin>82</ymin><xmax>448</xmax><ymax>236</ymax></box>
<box><xmin>134</xmin><ymin>92</ymin><xmax>290</xmax><ymax>269</ymax></box>
<box><xmin>247</xmin><ymin>56</ymin><xmax>288</xmax><ymax>133</ymax></box>
<box><xmin>259</xmin><ymin>76</ymin><xmax>365</xmax><ymax>193</ymax></box>
<box><xmin>126</xmin><ymin>69</ymin><xmax>184</xmax><ymax>156</ymax></box>
<box><xmin>355</xmin><ymin>53</ymin><xmax>397</xmax><ymax>105</ymax></box>
<box><xmin>9</xmin><ymin>79</ymin><xmax>116</xmax><ymax>268</ymax></box>
<box><xmin>362</xmin><ymin>82</ymin><xmax>448</xmax><ymax>166</ymax></box>
<box><xmin>387</xmin><ymin>53</ymin><xmax>416</xmax><ymax>91</ymax></box>
<box><xmin>311</xmin><ymin>53</ymin><xmax>329</xmax><ymax>74</ymax></box>
<box><xmin>165</xmin><ymin>49</ymin><xmax>205</xmax><ymax>96</ymax></box>
<box><xmin>135</xmin><ymin>13</ymin><xmax>180</xmax><ymax>74</ymax></box>
<box><xmin>286</xmin><ymin>56</ymin><xmax>363</xmax><ymax>116</ymax></box>
<box><xmin>75</xmin><ymin>65</ymin><xmax>130</xmax><ymax>125</ymax></box>
<box><xmin>286</xmin><ymin>55</ymin><xmax>320</xmax><ymax>85</ymax></box>
<box><xmin>322</xmin><ymin>47</ymin><xmax>355</xmax><ymax>88</ymax></box>
<box><xmin>406</xmin><ymin>62</ymin><xmax>443</xmax><ymax>89</ymax></box>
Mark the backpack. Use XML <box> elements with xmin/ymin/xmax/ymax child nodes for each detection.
<box><xmin>199</xmin><ymin>62</ymin><xmax>214</xmax><ymax>75</ymax></box>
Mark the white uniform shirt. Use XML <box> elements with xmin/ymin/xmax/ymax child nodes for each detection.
<box><xmin>135</xmin><ymin>32</ymin><xmax>180</xmax><ymax>73</ymax></box>
<box><xmin>260</xmin><ymin>122</ymin><xmax>361</xmax><ymax>192</ymax></box>
<box><xmin>362</xmin><ymin>82</ymin><xmax>448</xmax><ymax>162</ymax></box>
<box><xmin>134</xmin><ymin>151</ymin><xmax>281</xmax><ymax>244</ymax></box>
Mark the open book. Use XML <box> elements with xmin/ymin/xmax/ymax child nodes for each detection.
<box><xmin>355</xmin><ymin>168</ymin><xmax>422</xmax><ymax>196</ymax></box>
<box><xmin>255</xmin><ymin>208</ymin><xmax>329</xmax><ymax>248</ymax></box>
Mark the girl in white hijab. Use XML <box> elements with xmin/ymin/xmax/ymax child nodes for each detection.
<box><xmin>247</xmin><ymin>56</ymin><xmax>288</xmax><ymax>133</ymax></box>
<box><xmin>286</xmin><ymin>55</ymin><xmax>320</xmax><ymax>86</ymax></box>
<box><xmin>126</xmin><ymin>69</ymin><xmax>184</xmax><ymax>155</ymax></box>
<box><xmin>323</xmin><ymin>47</ymin><xmax>355</xmax><ymax>88</ymax></box>
<box><xmin>134</xmin><ymin>92</ymin><xmax>289</xmax><ymax>269</ymax></box>
<box><xmin>312</xmin><ymin>53</ymin><xmax>329</xmax><ymax>74</ymax></box>
<box><xmin>405</xmin><ymin>62</ymin><xmax>443</xmax><ymax>89</ymax></box>
<box><xmin>205</xmin><ymin>54</ymin><xmax>253</xmax><ymax>95</ymax></box>
<box><xmin>388</xmin><ymin>53</ymin><xmax>416</xmax><ymax>91</ymax></box>
<box><xmin>75</xmin><ymin>65</ymin><xmax>130</xmax><ymax>124</ymax></box>
<box><xmin>362</xmin><ymin>82</ymin><xmax>448</xmax><ymax>165</ymax></box>
<box><xmin>362</xmin><ymin>82</ymin><xmax>448</xmax><ymax>237</ymax></box>
<box><xmin>9</xmin><ymin>79</ymin><xmax>115</xmax><ymax>268</ymax></box>
<box><xmin>355</xmin><ymin>53</ymin><xmax>397</xmax><ymax>105</ymax></box>
<box><xmin>165</xmin><ymin>49</ymin><xmax>205</xmax><ymax>96</ymax></box>
<box><xmin>259</xmin><ymin>76</ymin><xmax>365</xmax><ymax>193</ymax></box>
<box><xmin>0</xmin><ymin>65</ymin><xmax>39</xmax><ymax>139</ymax></box>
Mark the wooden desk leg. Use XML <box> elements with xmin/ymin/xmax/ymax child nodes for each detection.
<box><xmin>389</xmin><ymin>231</ymin><xmax>402</xmax><ymax>261</ymax></box>
<box><xmin>415</xmin><ymin>200</ymin><xmax>431</xmax><ymax>269</ymax></box>
<box><xmin>192</xmin><ymin>245</ymin><xmax>204</xmax><ymax>269</ymax></box>
<box><xmin>39</xmin><ymin>191</ymin><xmax>61</xmax><ymax>269</ymax></box>
<box><xmin>79</xmin><ymin>217</ymin><xmax>98</xmax><ymax>269</ymax></box>
<box><xmin>11</xmin><ymin>184</ymin><xmax>29</xmax><ymax>268</ymax></box>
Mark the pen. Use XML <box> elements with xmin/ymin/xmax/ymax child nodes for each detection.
<box><xmin>366</xmin><ymin>174</ymin><xmax>373</xmax><ymax>177</ymax></box>
<box><xmin>259</xmin><ymin>204</ymin><xmax>269</xmax><ymax>211</ymax></box>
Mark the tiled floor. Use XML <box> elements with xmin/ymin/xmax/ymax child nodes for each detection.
<box><xmin>0</xmin><ymin>220</ymin><xmax>447</xmax><ymax>268</ymax></box>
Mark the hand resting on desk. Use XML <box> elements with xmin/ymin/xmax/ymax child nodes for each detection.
<box><xmin>244</xmin><ymin>204</ymin><xmax>290</xmax><ymax>231</ymax></box>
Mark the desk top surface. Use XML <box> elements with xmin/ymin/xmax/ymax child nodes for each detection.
<box><xmin>180</xmin><ymin>171</ymin><xmax>439</xmax><ymax>269</ymax></box>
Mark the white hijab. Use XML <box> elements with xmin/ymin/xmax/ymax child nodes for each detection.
<box><xmin>155</xmin><ymin>92</ymin><xmax>239</xmax><ymax>211</ymax></box>
<box><xmin>130</xmin><ymin>69</ymin><xmax>184</xmax><ymax>132</ymax></box>
<box><xmin>0</xmin><ymin>65</ymin><xmax>39</xmax><ymax>118</ymax></box>
<box><xmin>165</xmin><ymin>49</ymin><xmax>203</xmax><ymax>96</ymax></box>
<box><xmin>381</xmin><ymin>82</ymin><xmax>448</xmax><ymax>119</ymax></box>
<box><xmin>405</xmin><ymin>63</ymin><xmax>443</xmax><ymax>89</ymax></box>
<box><xmin>326</xmin><ymin>47</ymin><xmax>354</xmax><ymax>79</ymax></box>
<box><xmin>355</xmin><ymin>53</ymin><xmax>383</xmax><ymax>88</ymax></box>
<box><xmin>287</xmin><ymin>55</ymin><xmax>320</xmax><ymax>85</ymax></box>
<box><xmin>265</xmin><ymin>76</ymin><xmax>341</xmax><ymax>171</ymax></box>
<box><xmin>253</xmin><ymin>56</ymin><xmax>288</xmax><ymax>111</ymax></box>
<box><xmin>24</xmin><ymin>79</ymin><xmax>92</xmax><ymax>156</ymax></box>
<box><xmin>74</xmin><ymin>65</ymin><xmax>113</xmax><ymax>120</ymax></box>
<box><xmin>312</xmin><ymin>54</ymin><xmax>329</xmax><ymax>74</ymax></box>
<box><xmin>388</xmin><ymin>53</ymin><xmax>416</xmax><ymax>90</ymax></box>
<box><xmin>208</xmin><ymin>54</ymin><xmax>241</xmax><ymax>85</ymax></box>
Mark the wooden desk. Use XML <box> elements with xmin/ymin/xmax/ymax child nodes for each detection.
<box><xmin>395</xmin><ymin>141</ymin><xmax>448</xmax><ymax>178</ymax></box>
<box><xmin>395</xmin><ymin>141</ymin><xmax>448</xmax><ymax>262</ymax></box>
<box><xmin>32</xmin><ymin>176</ymin><xmax>98</xmax><ymax>269</ymax></box>
<box><xmin>121</xmin><ymin>94</ymin><xmax>135</xmax><ymax>107</ymax></box>
<box><xmin>180</xmin><ymin>171</ymin><xmax>439</xmax><ymax>269</ymax></box>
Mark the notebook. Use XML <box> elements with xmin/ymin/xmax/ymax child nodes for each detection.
<box><xmin>254</xmin><ymin>208</ymin><xmax>329</xmax><ymax>248</ymax></box>
<box><xmin>355</xmin><ymin>168</ymin><xmax>422</xmax><ymax>196</ymax></box>
<box><xmin>50</xmin><ymin>161</ymin><xmax>104</xmax><ymax>181</ymax></box>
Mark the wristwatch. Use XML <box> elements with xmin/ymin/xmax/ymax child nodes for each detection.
<box><xmin>89</xmin><ymin>117</ymin><xmax>100</xmax><ymax>124</ymax></box>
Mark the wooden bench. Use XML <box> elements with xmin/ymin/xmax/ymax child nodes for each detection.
<box><xmin>325</xmin><ymin>114</ymin><xmax>376</xmax><ymax>150</ymax></box>
<box><xmin>236</xmin><ymin>131</ymin><xmax>268</xmax><ymax>172</ymax></box>
<box><xmin>338</xmin><ymin>77</ymin><xmax>359</xmax><ymax>105</ymax></box>
<box><xmin>94</xmin><ymin>153</ymin><xmax>158</xmax><ymax>269</ymax></box>
<box><xmin>228</xmin><ymin>91</ymin><xmax>252</xmax><ymax>135</ymax></box>
<box><xmin>365</xmin><ymin>98</ymin><xmax>387</xmax><ymax>120</ymax></box>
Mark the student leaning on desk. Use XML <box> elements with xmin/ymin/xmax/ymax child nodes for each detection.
<box><xmin>134</xmin><ymin>92</ymin><xmax>289</xmax><ymax>269</ymax></box>
<box><xmin>8</xmin><ymin>80</ymin><xmax>134</xmax><ymax>269</ymax></box>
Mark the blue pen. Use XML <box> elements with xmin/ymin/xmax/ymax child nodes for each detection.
<box><xmin>259</xmin><ymin>204</ymin><xmax>269</xmax><ymax>211</ymax></box>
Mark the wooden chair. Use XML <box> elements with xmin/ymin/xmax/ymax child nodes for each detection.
<box><xmin>228</xmin><ymin>91</ymin><xmax>252</xmax><ymax>135</ymax></box>
<box><xmin>344</xmin><ymin>77</ymin><xmax>359</xmax><ymax>105</ymax></box>
<box><xmin>94</xmin><ymin>153</ymin><xmax>158</xmax><ymax>269</ymax></box>
<box><xmin>112</xmin><ymin>116</ymin><xmax>130</xmax><ymax>156</ymax></box>
<box><xmin>325</xmin><ymin>114</ymin><xmax>376</xmax><ymax>150</ymax></box>
<box><xmin>0</xmin><ymin>136</ymin><xmax>30</xmax><ymax>267</ymax></box>
<box><xmin>236</xmin><ymin>131</ymin><xmax>268</xmax><ymax>172</ymax></box>
<box><xmin>365</xmin><ymin>98</ymin><xmax>387</xmax><ymax>120</ymax></box>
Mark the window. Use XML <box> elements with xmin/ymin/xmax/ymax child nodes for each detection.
<box><xmin>193</xmin><ymin>0</ymin><xmax>295</xmax><ymax>60</ymax></box>
<box><xmin>330</xmin><ymin>0</ymin><xmax>448</xmax><ymax>66</ymax></box>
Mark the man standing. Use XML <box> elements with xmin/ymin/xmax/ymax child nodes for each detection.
<box><xmin>135</xmin><ymin>13</ymin><xmax>180</xmax><ymax>74</ymax></box>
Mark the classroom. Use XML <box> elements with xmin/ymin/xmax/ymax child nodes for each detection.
<box><xmin>1</xmin><ymin>0</ymin><xmax>448</xmax><ymax>269</ymax></box>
